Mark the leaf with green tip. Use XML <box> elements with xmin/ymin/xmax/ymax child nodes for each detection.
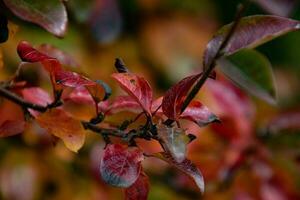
<box><xmin>218</xmin><ymin>49</ymin><xmax>276</xmax><ymax>104</ymax></box>
<box><xmin>3</xmin><ymin>0</ymin><xmax>67</xmax><ymax>37</ymax></box>
<box><xmin>203</xmin><ymin>15</ymin><xmax>300</xmax><ymax>70</ymax></box>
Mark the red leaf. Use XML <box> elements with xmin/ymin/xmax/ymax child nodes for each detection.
<box><xmin>100</xmin><ymin>144</ymin><xmax>144</xmax><ymax>188</ymax></box>
<box><xmin>106</xmin><ymin>96</ymin><xmax>141</xmax><ymax>115</ymax></box>
<box><xmin>124</xmin><ymin>170</ymin><xmax>150</xmax><ymax>200</ymax></box>
<box><xmin>21</xmin><ymin>87</ymin><xmax>52</xmax><ymax>116</ymax></box>
<box><xmin>111</xmin><ymin>73</ymin><xmax>153</xmax><ymax>115</ymax></box>
<box><xmin>162</xmin><ymin>74</ymin><xmax>201</xmax><ymax>120</ymax></box>
<box><xmin>180</xmin><ymin>100</ymin><xmax>219</xmax><ymax>127</ymax></box>
<box><xmin>17</xmin><ymin>41</ymin><xmax>62</xmax><ymax>73</ymax></box>
<box><xmin>0</xmin><ymin>120</ymin><xmax>25</xmax><ymax>137</ymax></box>
<box><xmin>55</xmin><ymin>70</ymin><xmax>94</xmax><ymax>88</ymax></box>
<box><xmin>154</xmin><ymin>152</ymin><xmax>205</xmax><ymax>194</ymax></box>
<box><xmin>64</xmin><ymin>86</ymin><xmax>94</xmax><ymax>105</ymax></box>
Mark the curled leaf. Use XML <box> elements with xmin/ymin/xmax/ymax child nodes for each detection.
<box><xmin>154</xmin><ymin>152</ymin><xmax>205</xmax><ymax>194</ymax></box>
<box><xmin>36</xmin><ymin>109</ymin><xmax>86</xmax><ymax>152</ymax></box>
<box><xmin>85</xmin><ymin>80</ymin><xmax>112</xmax><ymax>103</ymax></box>
<box><xmin>162</xmin><ymin>74</ymin><xmax>201</xmax><ymax>120</ymax></box>
<box><xmin>4</xmin><ymin>0</ymin><xmax>67</xmax><ymax>37</ymax></box>
<box><xmin>204</xmin><ymin>15</ymin><xmax>300</xmax><ymax>70</ymax></box>
<box><xmin>124</xmin><ymin>170</ymin><xmax>149</xmax><ymax>200</ymax></box>
<box><xmin>100</xmin><ymin>144</ymin><xmax>144</xmax><ymax>188</ymax></box>
<box><xmin>111</xmin><ymin>73</ymin><xmax>153</xmax><ymax>115</ymax></box>
<box><xmin>55</xmin><ymin>70</ymin><xmax>94</xmax><ymax>88</ymax></box>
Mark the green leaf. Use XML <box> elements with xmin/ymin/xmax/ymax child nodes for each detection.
<box><xmin>3</xmin><ymin>0</ymin><xmax>67</xmax><ymax>37</ymax></box>
<box><xmin>203</xmin><ymin>15</ymin><xmax>300</xmax><ymax>70</ymax></box>
<box><xmin>218</xmin><ymin>49</ymin><xmax>276</xmax><ymax>104</ymax></box>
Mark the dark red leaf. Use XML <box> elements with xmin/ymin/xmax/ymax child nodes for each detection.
<box><xmin>0</xmin><ymin>120</ymin><xmax>25</xmax><ymax>137</ymax></box>
<box><xmin>100</xmin><ymin>144</ymin><xmax>144</xmax><ymax>188</ymax></box>
<box><xmin>180</xmin><ymin>100</ymin><xmax>219</xmax><ymax>127</ymax></box>
<box><xmin>162</xmin><ymin>74</ymin><xmax>201</xmax><ymax>120</ymax></box>
<box><xmin>203</xmin><ymin>15</ymin><xmax>300</xmax><ymax>70</ymax></box>
<box><xmin>3</xmin><ymin>0</ymin><xmax>67</xmax><ymax>37</ymax></box>
<box><xmin>111</xmin><ymin>73</ymin><xmax>153</xmax><ymax>115</ymax></box>
<box><xmin>124</xmin><ymin>170</ymin><xmax>150</xmax><ymax>200</ymax></box>
<box><xmin>154</xmin><ymin>152</ymin><xmax>204</xmax><ymax>194</ymax></box>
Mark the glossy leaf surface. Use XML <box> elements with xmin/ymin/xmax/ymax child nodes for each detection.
<box><xmin>3</xmin><ymin>0</ymin><xmax>67</xmax><ymax>37</ymax></box>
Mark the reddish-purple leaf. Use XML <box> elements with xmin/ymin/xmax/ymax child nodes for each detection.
<box><xmin>203</xmin><ymin>15</ymin><xmax>300</xmax><ymax>70</ymax></box>
<box><xmin>17</xmin><ymin>41</ymin><xmax>62</xmax><ymax>73</ymax></box>
<box><xmin>111</xmin><ymin>73</ymin><xmax>153</xmax><ymax>115</ymax></box>
<box><xmin>252</xmin><ymin>0</ymin><xmax>297</xmax><ymax>17</ymax></box>
<box><xmin>37</xmin><ymin>44</ymin><xmax>79</xmax><ymax>67</ymax></box>
<box><xmin>180</xmin><ymin>100</ymin><xmax>219</xmax><ymax>127</ymax></box>
<box><xmin>124</xmin><ymin>170</ymin><xmax>150</xmax><ymax>200</ymax></box>
<box><xmin>0</xmin><ymin>120</ymin><xmax>25</xmax><ymax>137</ymax></box>
<box><xmin>64</xmin><ymin>86</ymin><xmax>94</xmax><ymax>105</ymax></box>
<box><xmin>106</xmin><ymin>96</ymin><xmax>141</xmax><ymax>115</ymax></box>
<box><xmin>162</xmin><ymin>74</ymin><xmax>201</xmax><ymax>120</ymax></box>
<box><xmin>3</xmin><ymin>0</ymin><xmax>67</xmax><ymax>37</ymax></box>
<box><xmin>154</xmin><ymin>152</ymin><xmax>205</xmax><ymax>194</ymax></box>
<box><xmin>100</xmin><ymin>144</ymin><xmax>144</xmax><ymax>188</ymax></box>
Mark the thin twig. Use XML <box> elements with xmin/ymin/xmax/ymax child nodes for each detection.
<box><xmin>165</xmin><ymin>4</ymin><xmax>247</xmax><ymax>126</ymax></box>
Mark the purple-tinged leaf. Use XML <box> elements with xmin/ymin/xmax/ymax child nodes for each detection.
<box><xmin>162</xmin><ymin>74</ymin><xmax>201</xmax><ymax>120</ymax></box>
<box><xmin>3</xmin><ymin>0</ymin><xmax>67</xmax><ymax>37</ymax></box>
<box><xmin>252</xmin><ymin>0</ymin><xmax>297</xmax><ymax>17</ymax></box>
<box><xmin>100</xmin><ymin>144</ymin><xmax>144</xmax><ymax>188</ymax></box>
<box><xmin>266</xmin><ymin>112</ymin><xmax>300</xmax><ymax>134</ymax></box>
<box><xmin>203</xmin><ymin>15</ymin><xmax>300</xmax><ymax>70</ymax></box>
<box><xmin>154</xmin><ymin>152</ymin><xmax>205</xmax><ymax>194</ymax></box>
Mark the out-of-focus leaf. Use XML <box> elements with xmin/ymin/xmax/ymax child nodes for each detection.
<box><xmin>154</xmin><ymin>152</ymin><xmax>204</xmax><ymax>194</ymax></box>
<box><xmin>0</xmin><ymin>50</ymin><xmax>3</xmax><ymax>69</ymax></box>
<box><xmin>85</xmin><ymin>80</ymin><xmax>111</xmax><ymax>103</ymax></box>
<box><xmin>218</xmin><ymin>49</ymin><xmax>276</xmax><ymax>104</ymax></box>
<box><xmin>36</xmin><ymin>109</ymin><xmax>86</xmax><ymax>152</ymax></box>
<box><xmin>100</xmin><ymin>144</ymin><xmax>144</xmax><ymax>188</ymax></box>
<box><xmin>0</xmin><ymin>120</ymin><xmax>25</xmax><ymax>137</ymax></box>
<box><xmin>203</xmin><ymin>15</ymin><xmax>300</xmax><ymax>70</ymax></box>
<box><xmin>252</xmin><ymin>0</ymin><xmax>297</xmax><ymax>17</ymax></box>
<box><xmin>162</xmin><ymin>74</ymin><xmax>201</xmax><ymax>120</ymax></box>
<box><xmin>106</xmin><ymin>96</ymin><xmax>141</xmax><ymax>115</ymax></box>
<box><xmin>111</xmin><ymin>73</ymin><xmax>153</xmax><ymax>115</ymax></box>
<box><xmin>3</xmin><ymin>0</ymin><xmax>67</xmax><ymax>37</ymax></box>
<box><xmin>0</xmin><ymin>14</ymin><xmax>9</xmax><ymax>43</ymax></box>
<box><xmin>157</xmin><ymin>125</ymin><xmax>190</xmax><ymax>163</ymax></box>
<box><xmin>21</xmin><ymin>87</ymin><xmax>52</xmax><ymax>116</ymax></box>
<box><xmin>88</xmin><ymin>0</ymin><xmax>122</xmax><ymax>44</ymax></box>
<box><xmin>37</xmin><ymin>44</ymin><xmax>79</xmax><ymax>67</ymax></box>
<box><xmin>180</xmin><ymin>100</ymin><xmax>219</xmax><ymax>127</ymax></box>
<box><xmin>266</xmin><ymin>112</ymin><xmax>300</xmax><ymax>134</ymax></box>
<box><xmin>124</xmin><ymin>170</ymin><xmax>149</xmax><ymax>200</ymax></box>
